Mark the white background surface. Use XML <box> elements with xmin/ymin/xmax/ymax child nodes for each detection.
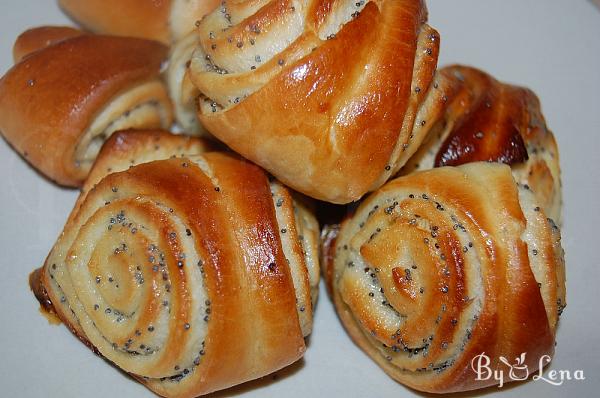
<box><xmin>0</xmin><ymin>1</ymin><xmax>599</xmax><ymax>397</ymax></box>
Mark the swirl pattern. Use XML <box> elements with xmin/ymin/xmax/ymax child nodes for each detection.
<box><xmin>323</xmin><ymin>162</ymin><xmax>565</xmax><ymax>393</ymax></box>
<box><xmin>186</xmin><ymin>0</ymin><xmax>450</xmax><ymax>203</ymax></box>
<box><xmin>31</xmin><ymin>152</ymin><xmax>319</xmax><ymax>397</ymax></box>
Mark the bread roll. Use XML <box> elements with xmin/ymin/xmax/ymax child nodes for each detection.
<box><xmin>30</xmin><ymin>144</ymin><xmax>319</xmax><ymax>396</ymax></box>
<box><xmin>402</xmin><ymin>65</ymin><xmax>562</xmax><ymax>224</ymax></box>
<box><xmin>0</xmin><ymin>31</ymin><xmax>174</xmax><ymax>186</ymax></box>
<box><xmin>188</xmin><ymin>0</ymin><xmax>450</xmax><ymax>203</ymax></box>
<box><xmin>323</xmin><ymin>162</ymin><xmax>565</xmax><ymax>393</ymax></box>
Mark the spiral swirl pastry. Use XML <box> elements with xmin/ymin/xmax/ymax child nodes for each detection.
<box><xmin>31</xmin><ymin>150</ymin><xmax>319</xmax><ymax>397</ymax></box>
<box><xmin>402</xmin><ymin>65</ymin><xmax>562</xmax><ymax>224</ymax></box>
<box><xmin>323</xmin><ymin>162</ymin><xmax>566</xmax><ymax>393</ymax></box>
<box><xmin>0</xmin><ymin>28</ymin><xmax>174</xmax><ymax>187</ymax></box>
<box><xmin>186</xmin><ymin>0</ymin><xmax>451</xmax><ymax>203</ymax></box>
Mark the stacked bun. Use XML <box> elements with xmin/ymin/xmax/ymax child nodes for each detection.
<box><xmin>186</xmin><ymin>0</ymin><xmax>445</xmax><ymax>203</ymax></box>
<box><xmin>402</xmin><ymin>65</ymin><xmax>562</xmax><ymax>224</ymax></box>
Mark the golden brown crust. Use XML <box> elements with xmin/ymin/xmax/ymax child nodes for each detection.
<box><xmin>402</xmin><ymin>65</ymin><xmax>562</xmax><ymax>224</ymax></box>
<box><xmin>12</xmin><ymin>25</ymin><xmax>84</xmax><ymax>62</ymax></box>
<box><xmin>85</xmin><ymin>129</ymin><xmax>214</xmax><ymax>190</ymax></box>
<box><xmin>66</xmin><ymin>129</ymin><xmax>214</xmax><ymax>226</ymax></box>
<box><xmin>189</xmin><ymin>0</ymin><xmax>445</xmax><ymax>203</ymax></box>
<box><xmin>33</xmin><ymin>148</ymin><xmax>318</xmax><ymax>397</ymax></box>
<box><xmin>326</xmin><ymin>163</ymin><xmax>565</xmax><ymax>393</ymax></box>
<box><xmin>432</xmin><ymin>68</ymin><xmax>530</xmax><ymax>167</ymax></box>
<box><xmin>58</xmin><ymin>0</ymin><xmax>221</xmax><ymax>44</ymax></box>
<box><xmin>58</xmin><ymin>0</ymin><xmax>172</xmax><ymax>43</ymax></box>
<box><xmin>0</xmin><ymin>33</ymin><xmax>173</xmax><ymax>187</ymax></box>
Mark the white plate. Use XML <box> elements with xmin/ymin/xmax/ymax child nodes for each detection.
<box><xmin>0</xmin><ymin>0</ymin><xmax>598</xmax><ymax>396</ymax></box>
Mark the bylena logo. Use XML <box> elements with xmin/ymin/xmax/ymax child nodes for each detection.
<box><xmin>471</xmin><ymin>352</ymin><xmax>585</xmax><ymax>387</ymax></box>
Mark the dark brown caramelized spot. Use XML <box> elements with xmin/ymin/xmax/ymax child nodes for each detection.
<box><xmin>29</xmin><ymin>268</ymin><xmax>55</xmax><ymax>315</ymax></box>
<box><xmin>434</xmin><ymin>77</ymin><xmax>529</xmax><ymax>167</ymax></box>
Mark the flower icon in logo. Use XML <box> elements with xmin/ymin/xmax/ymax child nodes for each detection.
<box><xmin>499</xmin><ymin>353</ymin><xmax>529</xmax><ymax>381</ymax></box>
